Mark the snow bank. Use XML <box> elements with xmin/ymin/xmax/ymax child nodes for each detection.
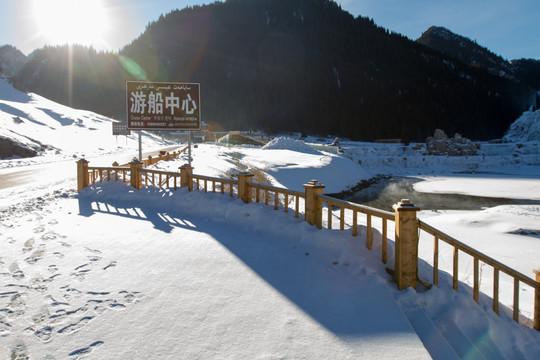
<box><xmin>263</xmin><ymin>136</ymin><xmax>321</xmax><ymax>155</ymax></box>
<box><xmin>504</xmin><ymin>109</ymin><xmax>540</xmax><ymax>143</ymax></box>
<box><xmin>2</xmin><ymin>181</ymin><xmax>539</xmax><ymax>359</ymax></box>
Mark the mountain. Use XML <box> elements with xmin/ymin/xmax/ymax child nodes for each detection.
<box><xmin>0</xmin><ymin>45</ymin><xmax>26</xmax><ymax>77</ymax></box>
<box><xmin>417</xmin><ymin>26</ymin><xmax>540</xmax><ymax>94</ymax></box>
<box><xmin>7</xmin><ymin>0</ymin><xmax>536</xmax><ymax>141</ymax></box>
<box><xmin>417</xmin><ymin>26</ymin><xmax>512</xmax><ymax>77</ymax></box>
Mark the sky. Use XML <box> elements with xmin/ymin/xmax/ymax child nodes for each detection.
<box><xmin>0</xmin><ymin>0</ymin><xmax>538</xmax><ymax>61</ymax></box>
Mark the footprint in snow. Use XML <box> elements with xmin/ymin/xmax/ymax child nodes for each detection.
<box><xmin>10</xmin><ymin>341</ymin><xmax>29</xmax><ymax>360</ymax></box>
<box><xmin>25</xmin><ymin>244</ymin><xmax>46</xmax><ymax>264</ymax></box>
<box><xmin>87</xmin><ymin>255</ymin><xmax>102</xmax><ymax>263</ymax></box>
<box><xmin>22</xmin><ymin>238</ymin><xmax>34</xmax><ymax>253</ymax></box>
<box><xmin>41</xmin><ymin>231</ymin><xmax>62</xmax><ymax>241</ymax></box>
<box><xmin>103</xmin><ymin>261</ymin><xmax>117</xmax><ymax>270</ymax></box>
<box><xmin>68</xmin><ymin>340</ymin><xmax>104</xmax><ymax>358</ymax></box>
<box><xmin>0</xmin><ymin>317</ymin><xmax>11</xmax><ymax>337</ymax></box>
<box><xmin>58</xmin><ymin>316</ymin><xmax>94</xmax><ymax>335</ymax></box>
<box><xmin>84</xmin><ymin>247</ymin><xmax>102</xmax><ymax>254</ymax></box>
<box><xmin>9</xmin><ymin>262</ymin><xmax>24</xmax><ymax>280</ymax></box>
<box><xmin>33</xmin><ymin>224</ymin><xmax>45</xmax><ymax>233</ymax></box>
<box><xmin>71</xmin><ymin>264</ymin><xmax>91</xmax><ymax>281</ymax></box>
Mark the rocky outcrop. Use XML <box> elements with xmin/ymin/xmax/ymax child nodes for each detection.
<box><xmin>0</xmin><ymin>137</ymin><xmax>38</xmax><ymax>159</ymax></box>
<box><xmin>426</xmin><ymin>129</ymin><xmax>477</xmax><ymax>156</ymax></box>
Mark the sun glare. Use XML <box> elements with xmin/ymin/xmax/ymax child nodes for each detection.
<box><xmin>32</xmin><ymin>0</ymin><xmax>110</xmax><ymax>48</ymax></box>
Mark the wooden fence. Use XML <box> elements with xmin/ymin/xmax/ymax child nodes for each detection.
<box><xmin>77</xmin><ymin>158</ymin><xmax>540</xmax><ymax>331</ymax></box>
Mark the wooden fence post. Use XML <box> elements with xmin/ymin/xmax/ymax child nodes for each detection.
<box><xmin>534</xmin><ymin>269</ymin><xmax>540</xmax><ymax>331</ymax></box>
<box><xmin>180</xmin><ymin>164</ymin><xmax>194</xmax><ymax>191</ymax></box>
<box><xmin>77</xmin><ymin>159</ymin><xmax>89</xmax><ymax>191</ymax></box>
<box><xmin>393</xmin><ymin>199</ymin><xmax>420</xmax><ymax>290</ymax></box>
<box><xmin>238</xmin><ymin>172</ymin><xmax>254</xmax><ymax>203</ymax></box>
<box><xmin>130</xmin><ymin>159</ymin><xmax>143</xmax><ymax>190</ymax></box>
<box><xmin>303</xmin><ymin>180</ymin><xmax>325</xmax><ymax>229</ymax></box>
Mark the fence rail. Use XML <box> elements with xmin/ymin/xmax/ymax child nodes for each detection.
<box><xmin>247</xmin><ymin>181</ymin><xmax>304</xmax><ymax>218</ymax></box>
<box><xmin>192</xmin><ymin>174</ymin><xmax>237</xmax><ymax>197</ymax></box>
<box><xmin>319</xmin><ymin>194</ymin><xmax>394</xmax><ymax>263</ymax></box>
<box><xmin>87</xmin><ymin>166</ymin><xmax>130</xmax><ymax>186</ymax></box>
<box><xmin>419</xmin><ymin>219</ymin><xmax>540</xmax><ymax>325</ymax></box>
<box><xmin>77</xmin><ymin>158</ymin><xmax>540</xmax><ymax>331</ymax></box>
<box><xmin>142</xmin><ymin>169</ymin><xmax>181</xmax><ymax>189</ymax></box>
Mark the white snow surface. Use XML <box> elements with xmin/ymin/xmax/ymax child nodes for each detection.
<box><xmin>504</xmin><ymin>109</ymin><xmax>540</xmax><ymax>143</ymax></box>
<box><xmin>1</xmin><ymin>77</ymin><xmax>540</xmax><ymax>358</ymax></box>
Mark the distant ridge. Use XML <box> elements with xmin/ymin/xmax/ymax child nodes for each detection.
<box><xmin>417</xmin><ymin>26</ymin><xmax>540</xmax><ymax>91</ymax></box>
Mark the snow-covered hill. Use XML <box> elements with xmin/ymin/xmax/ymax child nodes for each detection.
<box><xmin>504</xmin><ymin>108</ymin><xmax>540</xmax><ymax>143</ymax></box>
<box><xmin>0</xmin><ymin>75</ymin><xmax>173</xmax><ymax>165</ymax></box>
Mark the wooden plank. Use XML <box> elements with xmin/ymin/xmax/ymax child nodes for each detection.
<box><xmin>352</xmin><ymin>210</ymin><xmax>357</xmax><ymax>236</ymax></box>
<box><xmin>317</xmin><ymin>194</ymin><xmax>394</xmax><ymax>221</ymax></box>
<box><xmin>493</xmin><ymin>269</ymin><xmax>499</xmax><ymax>314</ymax></box>
<box><xmin>433</xmin><ymin>236</ymin><xmax>439</xmax><ymax>287</ymax></box>
<box><xmin>366</xmin><ymin>214</ymin><xmax>372</xmax><ymax>249</ymax></box>
<box><xmin>327</xmin><ymin>204</ymin><xmax>332</xmax><ymax>229</ymax></box>
<box><xmin>514</xmin><ymin>278</ymin><xmax>520</xmax><ymax>323</ymax></box>
<box><xmin>474</xmin><ymin>258</ymin><xmax>479</xmax><ymax>303</ymax></box>
<box><xmin>382</xmin><ymin>218</ymin><xmax>387</xmax><ymax>264</ymax></box>
<box><xmin>453</xmin><ymin>246</ymin><xmax>459</xmax><ymax>291</ymax></box>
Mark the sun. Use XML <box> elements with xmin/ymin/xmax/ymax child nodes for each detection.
<box><xmin>32</xmin><ymin>0</ymin><xmax>110</xmax><ymax>48</ymax></box>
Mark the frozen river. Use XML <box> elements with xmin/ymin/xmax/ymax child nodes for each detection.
<box><xmin>347</xmin><ymin>174</ymin><xmax>540</xmax><ymax>211</ymax></box>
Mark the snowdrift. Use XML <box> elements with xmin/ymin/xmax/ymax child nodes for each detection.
<box><xmin>504</xmin><ymin>109</ymin><xmax>540</xmax><ymax>143</ymax></box>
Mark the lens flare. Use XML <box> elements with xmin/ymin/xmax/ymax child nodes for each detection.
<box><xmin>118</xmin><ymin>55</ymin><xmax>147</xmax><ymax>81</ymax></box>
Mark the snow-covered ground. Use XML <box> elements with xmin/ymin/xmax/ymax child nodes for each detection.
<box><xmin>1</xmin><ymin>76</ymin><xmax>540</xmax><ymax>358</ymax></box>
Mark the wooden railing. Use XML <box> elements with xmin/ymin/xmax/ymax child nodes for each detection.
<box><xmin>247</xmin><ymin>181</ymin><xmax>305</xmax><ymax>218</ymax></box>
<box><xmin>77</xmin><ymin>159</ymin><xmax>540</xmax><ymax>331</ymax></box>
<box><xmin>118</xmin><ymin>147</ymin><xmax>189</xmax><ymax>167</ymax></box>
<box><xmin>192</xmin><ymin>174</ymin><xmax>237</xmax><ymax>198</ymax></box>
<box><xmin>141</xmin><ymin>147</ymin><xmax>189</xmax><ymax>167</ymax></box>
<box><xmin>87</xmin><ymin>166</ymin><xmax>130</xmax><ymax>185</ymax></box>
<box><xmin>419</xmin><ymin>220</ymin><xmax>540</xmax><ymax>328</ymax></box>
<box><xmin>142</xmin><ymin>169</ymin><xmax>181</xmax><ymax>189</ymax></box>
<box><xmin>318</xmin><ymin>195</ymin><xmax>394</xmax><ymax>264</ymax></box>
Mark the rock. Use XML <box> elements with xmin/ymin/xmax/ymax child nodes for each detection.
<box><xmin>426</xmin><ymin>129</ymin><xmax>477</xmax><ymax>156</ymax></box>
<box><xmin>433</xmin><ymin>128</ymin><xmax>447</xmax><ymax>140</ymax></box>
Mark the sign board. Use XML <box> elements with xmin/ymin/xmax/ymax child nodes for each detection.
<box><xmin>112</xmin><ymin>123</ymin><xmax>131</xmax><ymax>136</ymax></box>
<box><xmin>126</xmin><ymin>81</ymin><xmax>201</xmax><ymax>131</ymax></box>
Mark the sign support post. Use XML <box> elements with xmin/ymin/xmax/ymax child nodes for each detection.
<box><xmin>188</xmin><ymin>131</ymin><xmax>192</xmax><ymax>167</ymax></box>
<box><xmin>138</xmin><ymin>130</ymin><xmax>142</xmax><ymax>161</ymax></box>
